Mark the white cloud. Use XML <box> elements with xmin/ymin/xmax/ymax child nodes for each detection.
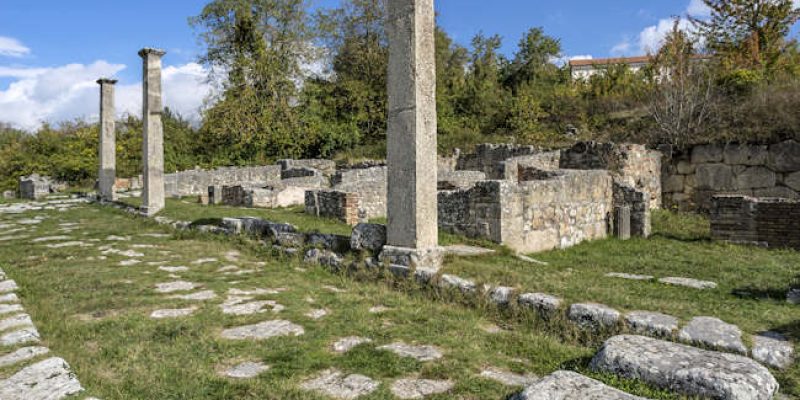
<box><xmin>611</xmin><ymin>39</ymin><xmax>633</xmax><ymax>56</ymax></box>
<box><xmin>687</xmin><ymin>0</ymin><xmax>711</xmax><ymax>17</ymax></box>
<box><xmin>0</xmin><ymin>36</ymin><xmax>30</xmax><ymax>58</ymax></box>
<box><xmin>0</xmin><ymin>61</ymin><xmax>212</xmax><ymax>131</ymax></box>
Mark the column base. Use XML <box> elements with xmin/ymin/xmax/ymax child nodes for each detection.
<box><xmin>378</xmin><ymin>245</ymin><xmax>443</xmax><ymax>271</ymax></box>
<box><xmin>140</xmin><ymin>205</ymin><xmax>163</xmax><ymax>217</ymax></box>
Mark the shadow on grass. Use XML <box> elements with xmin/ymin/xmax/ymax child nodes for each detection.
<box><xmin>731</xmin><ymin>286</ymin><xmax>790</xmax><ymax>301</ymax></box>
<box><xmin>189</xmin><ymin>218</ymin><xmax>222</xmax><ymax>227</ymax></box>
<box><xmin>649</xmin><ymin>232</ymin><xmax>712</xmax><ymax>243</ymax></box>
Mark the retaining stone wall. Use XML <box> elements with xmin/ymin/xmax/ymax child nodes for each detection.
<box><xmin>710</xmin><ymin>195</ymin><xmax>800</xmax><ymax>249</ymax></box>
<box><xmin>663</xmin><ymin>141</ymin><xmax>800</xmax><ymax>212</ymax></box>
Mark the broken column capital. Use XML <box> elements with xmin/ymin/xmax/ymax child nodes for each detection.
<box><xmin>138</xmin><ymin>47</ymin><xmax>166</xmax><ymax>58</ymax></box>
<box><xmin>96</xmin><ymin>78</ymin><xmax>118</xmax><ymax>85</ymax></box>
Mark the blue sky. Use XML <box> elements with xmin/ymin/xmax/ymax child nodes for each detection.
<box><xmin>0</xmin><ymin>0</ymin><xmax>790</xmax><ymax>129</ymax></box>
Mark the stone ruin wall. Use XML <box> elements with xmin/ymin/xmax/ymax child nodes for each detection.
<box><xmin>305</xmin><ymin>190</ymin><xmax>360</xmax><ymax>225</ymax></box>
<box><xmin>164</xmin><ymin>166</ymin><xmax>282</xmax><ymax>198</ymax></box>
<box><xmin>662</xmin><ymin>140</ymin><xmax>800</xmax><ymax>212</ymax></box>
<box><xmin>330</xmin><ymin>165</ymin><xmax>388</xmax><ymax>221</ymax></box>
<box><xmin>455</xmin><ymin>144</ymin><xmax>540</xmax><ymax>179</ymax></box>
<box><xmin>711</xmin><ymin>195</ymin><xmax>800</xmax><ymax>250</ymax></box>
<box><xmin>439</xmin><ymin>170</ymin><xmax>614</xmax><ymax>253</ymax></box>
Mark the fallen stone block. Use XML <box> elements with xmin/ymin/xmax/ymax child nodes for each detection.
<box><xmin>488</xmin><ymin>286</ymin><xmax>515</xmax><ymax>306</ymax></box>
<box><xmin>568</xmin><ymin>303</ymin><xmax>620</xmax><ymax>329</ymax></box>
<box><xmin>591</xmin><ymin>335</ymin><xmax>777</xmax><ymax>400</ymax></box>
<box><xmin>624</xmin><ymin>311</ymin><xmax>678</xmax><ymax>338</ymax></box>
<box><xmin>752</xmin><ymin>331</ymin><xmax>794</xmax><ymax>370</ymax></box>
<box><xmin>511</xmin><ymin>370</ymin><xmax>647</xmax><ymax>400</ymax></box>
<box><xmin>350</xmin><ymin>223</ymin><xmax>387</xmax><ymax>252</ymax></box>
<box><xmin>0</xmin><ymin>357</ymin><xmax>84</xmax><ymax>399</ymax></box>
<box><xmin>659</xmin><ymin>276</ymin><xmax>717</xmax><ymax>290</ymax></box>
<box><xmin>517</xmin><ymin>293</ymin><xmax>562</xmax><ymax>318</ymax></box>
<box><xmin>678</xmin><ymin>316</ymin><xmax>747</xmax><ymax>354</ymax></box>
<box><xmin>439</xmin><ymin>274</ymin><xmax>476</xmax><ymax>294</ymax></box>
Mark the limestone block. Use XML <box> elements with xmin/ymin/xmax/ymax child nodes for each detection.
<box><xmin>754</xmin><ymin>186</ymin><xmax>800</xmax><ymax>199</ymax></box>
<box><xmin>752</xmin><ymin>331</ymin><xmax>794</xmax><ymax>370</ymax></box>
<box><xmin>676</xmin><ymin>160</ymin><xmax>695</xmax><ymax>174</ymax></box>
<box><xmin>678</xmin><ymin>316</ymin><xmax>747</xmax><ymax>354</ymax></box>
<box><xmin>785</xmin><ymin>171</ymin><xmax>800</xmax><ymax>191</ymax></box>
<box><xmin>591</xmin><ymin>335</ymin><xmax>777</xmax><ymax>400</ymax></box>
<box><xmin>735</xmin><ymin>166</ymin><xmax>776</xmax><ymax>189</ymax></box>
<box><xmin>0</xmin><ymin>357</ymin><xmax>84</xmax><ymax>399</ymax></box>
<box><xmin>695</xmin><ymin>164</ymin><xmax>735</xmax><ymax>190</ymax></box>
<box><xmin>662</xmin><ymin>174</ymin><xmax>684</xmax><ymax>193</ymax></box>
<box><xmin>568</xmin><ymin>303</ymin><xmax>620</xmax><ymax>329</ymax></box>
<box><xmin>624</xmin><ymin>311</ymin><xmax>678</xmax><ymax>338</ymax></box>
<box><xmin>724</xmin><ymin>144</ymin><xmax>768</xmax><ymax>165</ymax></box>
<box><xmin>768</xmin><ymin>140</ymin><xmax>800</xmax><ymax>172</ymax></box>
<box><xmin>691</xmin><ymin>144</ymin><xmax>724</xmax><ymax>164</ymax></box>
<box><xmin>511</xmin><ymin>370</ymin><xmax>648</xmax><ymax>400</ymax></box>
<box><xmin>517</xmin><ymin>293</ymin><xmax>562</xmax><ymax>317</ymax></box>
<box><xmin>350</xmin><ymin>223</ymin><xmax>387</xmax><ymax>252</ymax></box>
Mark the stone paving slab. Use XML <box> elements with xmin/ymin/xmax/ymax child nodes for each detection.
<box><xmin>443</xmin><ymin>245</ymin><xmax>496</xmax><ymax>257</ymax></box>
<box><xmin>479</xmin><ymin>368</ymin><xmax>539</xmax><ymax>387</ymax></box>
<box><xmin>591</xmin><ymin>335</ymin><xmax>777</xmax><ymax>400</ymax></box>
<box><xmin>678</xmin><ymin>316</ymin><xmax>747</xmax><ymax>354</ymax></box>
<box><xmin>1</xmin><ymin>326</ymin><xmax>40</xmax><ymax>346</ymax></box>
<box><xmin>377</xmin><ymin>342</ymin><xmax>443</xmax><ymax>362</ymax></box>
<box><xmin>511</xmin><ymin>370</ymin><xmax>647</xmax><ymax>400</ymax></box>
<box><xmin>0</xmin><ymin>303</ymin><xmax>24</xmax><ymax>316</ymax></box>
<box><xmin>332</xmin><ymin>337</ymin><xmax>373</xmax><ymax>353</ymax></box>
<box><xmin>154</xmin><ymin>281</ymin><xmax>199</xmax><ymax>293</ymax></box>
<box><xmin>624</xmin><ymin>311</ymin><xmax>678</xmax><ymax>338</ymax></box>
<box><xmin>300</xmin><ymin>369</ymin><xmax>379</xmax><ymax>400</ymax></box>
<box><xmin>150</xmin><ymin>307</ymin><xmax>198</xmax><ymax>319</ymax></box>
<box><xmin>0</xmin><ymin>346</ymin><xmax>49</xmax><ymax>368</ymax></box>
<box><xmin>222</xmin><ymin>361</ymin><xmax>270</xmax><ymax>379</ymax></box>
<box><xmin>390</xmin><ymin>378</ymin><xmax>454</xmax><ymax>399</ymax></box>
<box><xmin>168</xmin><ymin>290</ymin><xmax>217</xmax><ymax>301</ymax></box>
<box><xmin>658</xmin><ymin>277</ymin><xmax>717</xmax><ymax>290</ymax></box>
<box><xmin>220</xmin><ymin>320</ymin><xmax>304</xmax><ymax>340</ymax></box>
<box><xmin>568</xmin><ymin>303</ymin><xmax>620</xmax><ymax>329</ymax></box>
<box><xmin>0</xmin><ymin>280</ymin><xmax>19</xmax><ymax>293</ymax></box>
<box><xmin>752</xmin><ymin>331</ymin><xmax>795</xmax><ymax>369</ymax></box>
<box><xmin>0</xmin><ymin>313</ymin><xmax>33</xmax><ymax>332</ymax></box>
<box><xmin>605</xmin><ymin>272</ymin><xmax>654</xmax><ymax>281</ymax></box>
<box><xmin>517</xmin><ymin>293</ymin><xmax>562</xmax><ymax>317</ymax></box>
<box><xmin>0</xmin><ymin>357</ymin><xmax>84</xmax><ymax>400</ymax></box>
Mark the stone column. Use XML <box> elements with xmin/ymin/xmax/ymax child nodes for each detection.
<box><xmin>380</xmin><ymin>0</ymin><xmax>442</xmax><ymax>269</ymax></box>
<box><xmin>97</xmin><ymin>78</ymin><xmax>117</xmax><ymax>202</ymax></box>
<box><xmin>139</xmin><ymin>48</ymin><xmax>166</xmax><ymax>216</ymax></box>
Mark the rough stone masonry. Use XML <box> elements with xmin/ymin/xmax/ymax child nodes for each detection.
<box><xmin>382</xmin><ymin>0</ymin><xmax>441</xmax><ymax>267</ymax></box>
<box><xmin>139</xmin><ymin>48</ymin><xmax>166</xmax><ymax>216</ymax></box>
<box><xmin>97</xmin><ymin>78</ymin><xmax>117</xmax><ymax>202</ymax></box>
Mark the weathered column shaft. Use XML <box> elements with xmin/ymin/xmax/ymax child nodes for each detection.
<box><xmin>386</xmin><ymin>0</ymin><xmax>438</xmax><ymax>250</ymax></box>
<box><xmin>97</xmin><ymin>78</ymin><xmax>117</xmax><ymax>202</ymax></box>
<box><xmin>139</xmin><ymin>48</ymin><xmax>166</xmax><ymax>216</ymax></box>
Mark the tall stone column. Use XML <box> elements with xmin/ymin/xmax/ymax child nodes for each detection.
<box><xmin>96</xmin><ymin>78</ymin><xmax>117</xmax><ymax>202</ymax></box>
<box><xmin>381</xmin><ymin>0</ymin><xmax>442</xmax><ymax>269</ymax></box>
<box><xmin>139</xmin><ymin>48</ymin><xmax>166</xmax><ymax>216</ymax></box>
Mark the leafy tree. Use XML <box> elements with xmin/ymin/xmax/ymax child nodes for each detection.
<box><xmin>504</xmin><ymin>27</ymin><xmax>562</xmax><ymax>91</ymax></box>
<box><xmin>458</xmin><ymin>33</ymin><xmax>510</xmax><ymax>134</ymax></box>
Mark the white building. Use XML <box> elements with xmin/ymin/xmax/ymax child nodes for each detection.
<box><xmin>569</xmin><ymin>56</ymin><xmax>652</xmax><ymax>81</ymax></box>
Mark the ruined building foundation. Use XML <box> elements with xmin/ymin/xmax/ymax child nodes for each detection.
<box><xmin>139</xmin><ymin>48</ymin><xmax>166</xmax><ymax>216</ymax></box>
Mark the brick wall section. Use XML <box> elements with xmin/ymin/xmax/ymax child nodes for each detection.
<box><xmin>663</xmin><ymin>141</ymin><xmax>800</xmax><ymax>212</ymax></box>
<box><xmin>711</xmin><ymin>195</ymin><xmax>800</xmax><ymax>249</ymax></box>
<box><xmin>305</xmin><ymin>190</ymin><xmax>360</xmax><ymax>225</ymax></box>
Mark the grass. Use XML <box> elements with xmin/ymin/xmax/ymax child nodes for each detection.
<box><xmin>2</xmin><ymin>199</ymin><xmax>797</xmax><ymax>398</ymax></box>
<box><xmin>0</xmin><ymin>201</ymin><xmax>685</xmax><ymax>399</ymax></box>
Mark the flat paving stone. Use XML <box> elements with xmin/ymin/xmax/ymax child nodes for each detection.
<box><xmin>1</xmin><ymin>326</ymin><xmax>40</xmax><ymax>346</ymax></box>
<box><xmin>0</xmin><ymin>314</ymin><xmax>33</xmax><ymax>332</ymax></box>
<box><xmin>591</xmin><ymin>335</ymin><xmax>777</xmax><ymax>400</ymax></box>
<box><xmin>221</xmin><ymin>300</ymin><xmax>283</xmax><ymax>316</ymax></box>
<box><xmin>154</xmin><ymin>281</ymin><xmax>199</xmax><ymax>293</ymax></box>
<box><xmin>568</xmin><ymin>303</ymin><xmax>620</xmax><ymax>329</ymax></box>
<box><xmin>305</xmin><ymin>309</ymin><xmax>329</xmax><ymax>320</ymax></box>
<box><xmin>332</xmin><ymin>337</ymin><xmax>373</xmax><ymax>353</ymax></box>
<box><xmin>31</xmin><ymin>236</ymin><xmax>73</xmax><ymax>243</ymax></box>
<box><xmin>119</xmin><ymin>260</ymin><xmax>141</xmax><ymax>267</ymax></box>
<box><xmin>220</xmin><ymin>320</ymin><xmax>304</xmax><ymax>340</ymax></box>
<box><xmin>169</xmin><ymin>290</ymin><xmax>217</xmax><ymax>301</ymax></box>
<box><xmin>368</xmin><ymin>306</ymin><xmax>389</xmax><ymax>314</ymax></box>
<box><xmin>228</xmin><ymin>288</ymin><xmax>285</xmax><ymax>296</ymax></box>
<box><xmin>678</xmin><ymin>316</ymin><xmax>747</xmax><ymax>354</ymax></box>
<box><xmin>624</xmin><ymin>311</ymin><xmax>678</xmax><ymax>338</ymax></box>
<box><xmin>659</xmin><ymin>277</ymin><xmax>717</xmax><ymax>290</ymax></box>
<box><xmin>0</xmin><ymin>303</ymin><xmax>24</xmax><ymax>316</ymax></box>
<box><xmin>150</xmin><ymin>307</ymin><xmax>198</xmax><ymax>319</ymax></box>
<box><xmin>45</xmin><ymin>241</ymin><xmax>91</xmax><ymax>248</ymax></box>
<box><xmin>158</xmin><ymin>266</ymin><xmax>189</xmax><ymax>273</ymax></box>
<box><xmin>0</xmin><ymin>346</ymin><xmax>50</xmax><ymax>368</ymax></box>
<box><xmin>605</xmin><ymin>272</ymin><xmax>654</xmax><ymax>281</ymax></box>
<box><xmin>0</xmin><ymin>280</ymin><xmax>19</xmax><ymax>293</ymax></box>
<box><xmin>479</xmin><ymin>368</ymin><xmax>539</xmax><ymax>387</ymax></box>
<box><xmin>512</xmin><ymin>370</ymin><xmax>647</xmax><ymax>400</ymax></box>
<box><xmin>390</xmin><ymin>379</ymin><xmax>454</xmax><ymax>399</ymax></box>
<box><xmin>0</xmin><ymin>357</ymin><xmax>84</xmax><ymax>400</ymax></box>
<box><xmin>752</xmin><ymin>331</ymin><xmax>795</xmax><ymax>369</ymax></box>
<box><xmin>222</xmin><ymin>361</ymin><xmax>270</xmax><ymax>379</ymax></box>
<box><xmin>377</xmin><ymin>342</ymin><xmax>443</xmax><ymax>362</ymax></box>
<box><xmin>301</xmin><ymin>369</ymin><xmax>379</xmax><ymax>400</ymax></box>
<box><xmin>192</xmin><ymin>258</ymin><xmax>218</xmax><ymax>265</ymax></box>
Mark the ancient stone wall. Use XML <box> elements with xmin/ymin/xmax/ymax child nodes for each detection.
<box><xmin>663</xmin><ymin>141</ymin><xmax>800</xmax><ymax>212</ymax></box>
<box><xmin>560</xmin><ymin>142</ymin><xmax>661</xmax><ymax>209</ymax></box>
<box><xmin>164</xmin><ymin>166</ymin><xmax>281</xmax><ymax>198</ymax></box>
<box><xmin>438</xmin><ymin>170</ymin><xmax>613</xmax><ymax>253</ymax></box>
<box><xmin>331</xmin><ymin>166</ymin><xmax>388</xmax><ymax>220</ymax></box>
<box><xmin>277</xmin><ymin>159</ymin><xmax>336</xmax><ymax>176</ymax></box>
<box><xmin>19</xmin><ymin>175</ymin><xmax>53</xmax><ymax>200</ymax></box>
<box><xmin>305</xmin><ymin>190</ymin><xmax>360</xmax><ymax>225</ymax></box>
<box><xmin>456</xmin><ymin>144</ymin><xmax>540</xmax><ymax>179</ymax></box>
<box><xmin>710</xmin><ymin>195</ymin><xmax>800</xmax><ymax>249</ymax></box>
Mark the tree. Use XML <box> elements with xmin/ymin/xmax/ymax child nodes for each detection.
<box><xmin>504</xmin><ymin>27</ymin><xmax>562</xmax><ymax>91</ymax></box>
<box><xmin>648</xmin><ymin>20</ymin><xmax>716</xmax><ymax>147</ymax></box>
<box><xmin>458</xmin><ymin>33</ymin><xmax>510</xmax><ymax>134</ymax></box>
<box><xmin>692</xmin><ymin>0</ymin><xmax>800</xmax><ymax>76</ymax></box>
